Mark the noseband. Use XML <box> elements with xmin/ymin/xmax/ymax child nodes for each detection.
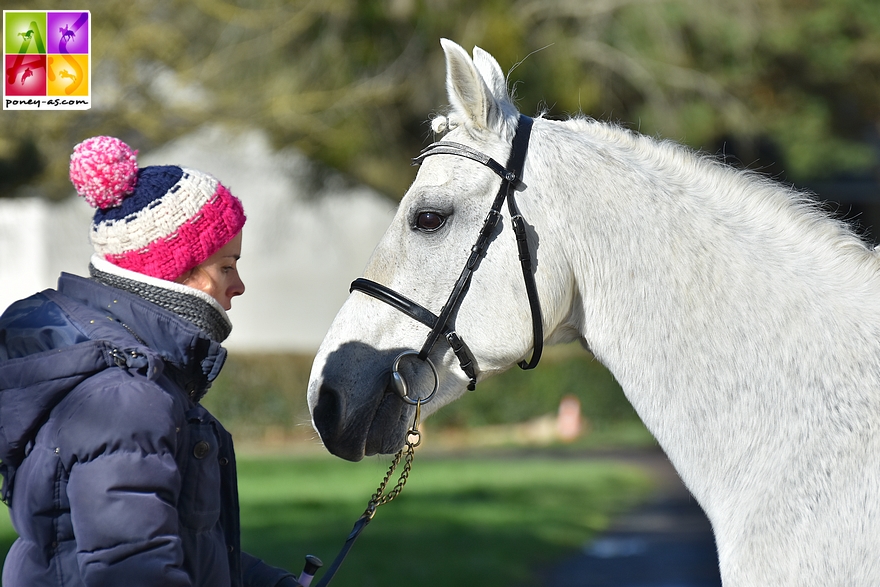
<box><xmin>350</xmin><ymin>114</ymin><xmax>543</xmax><ymax>402</ymax></box>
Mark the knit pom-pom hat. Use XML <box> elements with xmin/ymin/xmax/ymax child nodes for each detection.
<box><xmin>70</xmin><ymin>136</ymin><xmax>246</xmax><ymax>282</ymax></box>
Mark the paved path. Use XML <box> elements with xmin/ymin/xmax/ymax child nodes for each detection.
<box><xmin>543</xmin><ymin>451</ymin><xmax>722</xmax><ymax>587</ymax></box>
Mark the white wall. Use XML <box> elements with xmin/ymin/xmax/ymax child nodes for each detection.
<box><xmin>0</xmin><ymin>199</ymin><xmax>51</xmax><ymax>306</ymax></box>
<box><xmin>0</xmin><ymin>126</ymin><xmax>396</xmax><ymax>353</ymax></box>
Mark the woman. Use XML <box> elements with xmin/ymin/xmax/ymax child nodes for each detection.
<box><xmin>0</xmin><ymin>137</ymin><xmax>301</xmax><ymax>587</ymax></box>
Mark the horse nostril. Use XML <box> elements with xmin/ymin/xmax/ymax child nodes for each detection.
<box><xmin>313</xmin><ymin>384</ymin><xmax>345</xmax><ymax>443</ymax></box>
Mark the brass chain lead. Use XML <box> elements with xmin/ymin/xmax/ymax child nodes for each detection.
<box><xmin>364</xmin><ymin>400</ymin><xmax>422</xmax><ymax>518</ymax></box>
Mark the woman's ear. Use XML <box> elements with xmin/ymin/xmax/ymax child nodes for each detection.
<box><xmin>175</xmin><ymin>267</ymin><xmax>197</xmax><ymax>286</ymax></box>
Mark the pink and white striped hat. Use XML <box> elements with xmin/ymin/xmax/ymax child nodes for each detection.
<box><xmin>69</xmin><ymin>136</ymin><xmax>246</xmax><ymax>282</ymax></box>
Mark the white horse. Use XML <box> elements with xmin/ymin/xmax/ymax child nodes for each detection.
<box><xmin>308</xmin><ymin>39</ymin><xmax>880</xmax><ymax>585</ymax></box>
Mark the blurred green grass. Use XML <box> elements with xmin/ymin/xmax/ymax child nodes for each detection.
<box><xmin>238</xmin><ymin>453</ymin><xmax>654</xmax><ymax>586</ymax></box>
<box><xmin>0</xmin><ymin>453</ymin><xmax>654</xmax><ymax>586</ymax></box>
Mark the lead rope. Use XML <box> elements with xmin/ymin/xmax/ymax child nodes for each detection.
<box><xmin>309</xmin><ymin>401</ymin><xmax>423</xmax><ymax>587</ymax></box>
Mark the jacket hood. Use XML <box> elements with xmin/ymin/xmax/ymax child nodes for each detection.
<box><xmin>0</xmin><ymin>273</ymin><xmax>227</xmax><ymax>479</ymax></box>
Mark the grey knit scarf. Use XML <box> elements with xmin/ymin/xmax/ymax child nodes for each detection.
<box><xmin>89</xmin><ymin>264</ymin><xmax>232</xmax><ymax>343</ymax></box>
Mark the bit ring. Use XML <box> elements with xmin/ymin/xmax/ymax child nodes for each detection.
<box><xmin>391</xmin><ymin>350</ymin><xmax>438</xmax><ymax>405</ymax></box>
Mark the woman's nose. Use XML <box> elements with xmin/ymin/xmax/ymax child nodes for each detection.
<box><xmin>230</xmin><ymin>274</ymin><xmax>245</xmax><ymax>298</ymax></box>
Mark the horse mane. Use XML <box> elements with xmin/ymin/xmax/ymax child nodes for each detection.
<box><xmin>557</xmin><ymin>114</ymin><xmax>880</xmax><ymax>275</ymax></box>
<box><xmin>429</xmin><ymin>100</ymin><xmax>880</xmax><ymax>281</ymax></box>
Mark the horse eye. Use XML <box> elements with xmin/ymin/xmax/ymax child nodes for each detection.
<box><xmin>415</xmin><ymin>211</ymin><xmax>445</xmax><ymax>232</ymax></box>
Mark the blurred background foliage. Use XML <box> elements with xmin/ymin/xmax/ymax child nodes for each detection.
<box><xmin>2</xmin><ymin>0</ymin><xmax>879</xmax><ymax>202</ymax></box>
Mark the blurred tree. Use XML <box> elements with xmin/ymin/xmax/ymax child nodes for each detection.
<box><xmin>0</xmin><ymin>0</ymin><xmax>877</xmax><ymax>201</ymax></box>
<box><xmin>511</xmin><ymin>0</ymin><xmax>879</xmax><ymax>180</ymax></box>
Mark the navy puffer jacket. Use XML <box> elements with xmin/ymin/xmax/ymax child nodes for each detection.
<box><xmin>0</xmin><ymin>273</ymin><xmax>298</xmax><ymax>587</ymax></box>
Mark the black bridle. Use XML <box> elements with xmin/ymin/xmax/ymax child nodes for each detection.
<box><xmin>350</xmin><ymin>114</ymin><xmax>543</xmax><ymax>399</ymax></box>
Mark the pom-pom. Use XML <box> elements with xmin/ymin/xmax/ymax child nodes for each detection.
<box><xmin>69</xmin><ymin>136</ymin><xmax>139</xmax><ymax>209</ymax></box>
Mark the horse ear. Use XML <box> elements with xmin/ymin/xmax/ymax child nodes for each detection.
<box><xmin>472</xmin><ymin>46</ymin><xmax>509</xmax><ymax>104</ymax></box>
<box><xmin>440</xmin><ymin>38</ymin><xmax>504</xmax><ymax>131</ymax></box>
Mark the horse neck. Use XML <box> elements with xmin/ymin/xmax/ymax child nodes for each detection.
<box><xmin>528</xmin><ymin>118</ymin><xmax>880</xmax><ymax>504</ymax></box>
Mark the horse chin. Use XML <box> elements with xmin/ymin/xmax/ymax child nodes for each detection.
<box><xmin>364</xmin><ymin>393</ymin><xmax>410</xmax><ymax>457</ymax></box>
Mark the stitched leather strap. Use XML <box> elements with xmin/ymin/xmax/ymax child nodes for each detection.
<box><xmin>350</xmin><ymin>114</ymin><xmax>542</xmax><ymax>391</ymax></box>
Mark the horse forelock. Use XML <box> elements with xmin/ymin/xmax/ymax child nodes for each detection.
<box><xmin>430</xmin><ymin>104</ymin><xmax>520</xmax><ymax>146</ymax></box>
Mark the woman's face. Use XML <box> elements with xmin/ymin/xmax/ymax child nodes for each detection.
<box><xmin>178</xmin><ymin>231</ymin><xmax>245</xmax><ymax>310</ymax></box>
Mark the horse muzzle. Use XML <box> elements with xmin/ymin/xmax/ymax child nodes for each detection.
<box><xmin>310</xmin><ymin>344</ymin><xmax>438</xmax><ymax>461</ymax></box>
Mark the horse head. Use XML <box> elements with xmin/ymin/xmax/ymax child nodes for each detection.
<box><xmin>308</xmin><ymin>40</ymin><xmax>569</xmax><ymax>461</ymax></box>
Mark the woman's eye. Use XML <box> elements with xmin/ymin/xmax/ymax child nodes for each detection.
<box><xmin>415</xmin><ymin>211</ymin><xmax>445</xmax><ymax>232</ymax></box>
